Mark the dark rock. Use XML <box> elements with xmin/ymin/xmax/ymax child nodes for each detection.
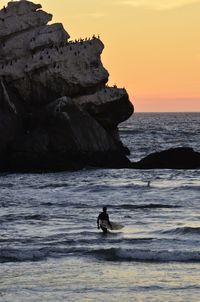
<box><xmin>0</xmin><ymin>81</ymin><xmax>21</xmax><ymax>169</ymax></box>
<box><xmin>81</xmin><ymin>90</ymin><xmax>134</xmax><ymax>129</ymax></box>
<box><xmin>132</xmin><ymin>147</ymin><xmax>200</xmax><ymax>169</ymax></box>
<box><xmin>7</xmin><ymin>97</ymin><xmax>131</xmax><ymax>172</ymax></box>
<box><xmin>0</xmin><ymin>1</ymin><xmax>133</xmax><ymax>172</ymax></box>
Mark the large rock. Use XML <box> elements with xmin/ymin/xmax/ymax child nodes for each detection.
<box><xmin>0</xmin><ymin>81</ymin><xmax>21</xmax><ymax>169</ymax></box>
<box><xmin>0</xmin><ymin>1</ymin><xmax>109</xmax><ymax>103</ymax></box>
<box><xmin>132</xmin><ymin>147</ymin><xmax>200</xmax><ymax>169</ymax></box>
<box><xmin>0</xmin><ymin>1</ymin><xmax>133</xmax><ymax>172</ymax></box>
<box><xmin>8</xmin><ymin>97</ymin><xmax>130</xmax><ymax>171</ymax></box>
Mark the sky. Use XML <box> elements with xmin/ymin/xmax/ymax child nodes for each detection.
<box><xmin>1</xmin><ymin>0</ymin><xmax>200</xmax><ymax>112</ymax></box>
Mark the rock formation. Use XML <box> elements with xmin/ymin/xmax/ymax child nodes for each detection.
<box><xmin>132</xmin><ymin>147</ymin><xmax>200</xmax><ymax>169</ymax></box>
<box><xmin>0</xmin><ymin>0</ymin><xmax>134</xmax><ymax>171</ymax></box>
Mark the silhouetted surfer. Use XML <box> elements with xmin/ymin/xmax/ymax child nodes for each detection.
<box><xmin>97</xmin><ymin>206</ymin><xmax>112</xmax><ymax>234</ymax></box>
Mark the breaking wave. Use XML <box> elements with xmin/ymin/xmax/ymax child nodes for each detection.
<box><xmin>1</xmin><ymin>246</ymin><xmax>200</xmax><ymax>263</ymax></box>
<box><xmin>89</xmin><ymin>248</ymin><xmax>200</xmax><ymax>263</ymax></box>
<box><xmin>162</xmin><ymin>226</ymin><xmax>200</xmax><ymax>236</ymax></box>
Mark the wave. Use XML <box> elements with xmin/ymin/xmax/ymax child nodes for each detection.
<box><xmin>0</xmin><ymin>248</ymin><xmax>49</xmax><ymax>262</ymax></box>
<box><xmin>114</xmin><ymin>203</ymin><xmax>180</xmax><ymax>210</ymax></box>
<box><xmin>0</xmin><ymin>213</ymin><xmax>48</xmax><ymax>222</ymax></box>
<box><xmin>89</xmin><ymin>248</ymin><xmax>200</xmax><ymax>263</ymax></box>
<box><xmin>162</xmin><ymin>226</ymin><xmax>200</xmax><ymax>236</ymax></box>
<box><xmin>176</xmin><ymin>185</ymin><xmax>200</xmax><ymax>192</ymax></box>
<box><xmin>37</xmin><ymin>182</ymin><xmax>69</xmax><ymax>189</ymax></box>
<box><xmin>119</xmin><ymin>129</ymin><xmax>144</xmax><ymax>135</ymax></box>
<box><xmin>0</xmin><ymin>246</ymin><xmax>81</xmax><ymax>263</ymax></box>
<box><xmin>39</xmin><ymin>202</ymin><xmax>176</xmax><ymax>210</ymax></box>
<box><xmin>1</xmin><ymin>244</ymin><xmax>200</xmax><ymax>263</ymax></box>
<box><xmin>0</xmin><ymin>183</ymin><xmax>14</xmax><ymax>188</ymax></box>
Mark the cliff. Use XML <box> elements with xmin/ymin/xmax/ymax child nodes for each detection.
<box><xmin>0</xmin><ymin>0</ymin><xmax>134</xmax><ymax>171</ymax></box>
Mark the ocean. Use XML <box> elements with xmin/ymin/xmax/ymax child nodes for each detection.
<box><xmin>0</xmin><ymin>112</ymin><xmax>200</xmax><ymax>302</ymax></box>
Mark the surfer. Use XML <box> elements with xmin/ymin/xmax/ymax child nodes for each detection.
<box><xmin>97</xmin><ymin>206</ymin><xmax>112</xmax><ymax>234</ymax></box>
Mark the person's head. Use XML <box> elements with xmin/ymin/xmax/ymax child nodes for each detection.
<box><xmin>103</xmin><ymin>206</ymin><xmax>107</xmax><ymax>212</ymax></box>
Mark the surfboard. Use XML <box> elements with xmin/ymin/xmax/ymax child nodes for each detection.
<box><xmin>100</xmin><ymin>220</ymin><xmax>124</xmax><ymax>230</ymax></box>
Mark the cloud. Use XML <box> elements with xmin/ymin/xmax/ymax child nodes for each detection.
<box><xmin>119</xmin><ymin>0</ymin><xmax>200</xmax><ymax>10</ymax></box>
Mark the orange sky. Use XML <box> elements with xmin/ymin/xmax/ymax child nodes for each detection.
<box><xmin>1</xmin><ymin>0</ymin><xmax>200</xmax><ymax>112</ymax></box>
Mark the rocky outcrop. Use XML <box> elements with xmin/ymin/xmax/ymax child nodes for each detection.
<box><xmin>0</xmin><ymin>81</ymin><xmax>21</xmax><ymax>170</ymax></box>
<box><xmin>8</xmin><ymin>97</ymin><xmax>131</xmax><ymax>171</ymax></box>
<box><xmin>132</xmin><ymin>148</ymin><xmax>200</xmax><ymax>169</ymax></box>
<box><xmin>0</xmin><ymin>1</ymin><xmax>133</xmax><ymax>171</ymax></box>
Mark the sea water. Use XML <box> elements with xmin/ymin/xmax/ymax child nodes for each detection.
<box><xmin>0</xmin><ymin>113</ymin><xmax>200</xmax><ymax>302</ymax></box>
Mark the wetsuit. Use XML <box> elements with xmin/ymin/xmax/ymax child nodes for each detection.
<box><xmin>97</xmin><ymin>211</ymin><xmax>112</xmax><ymax>233</ymax></box>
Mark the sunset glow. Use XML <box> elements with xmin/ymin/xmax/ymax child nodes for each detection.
<box><xmin>1</xmin><ymin>0</ymin><xmax>200</xmax><ymax>112</ymax></box>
